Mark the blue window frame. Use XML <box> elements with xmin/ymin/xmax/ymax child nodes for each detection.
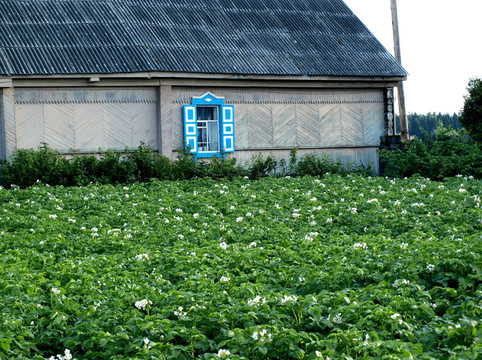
<box><xmin>183</xmin><ymin>92</ymin><xmax>235</xmax><ymax>158</ymax></box>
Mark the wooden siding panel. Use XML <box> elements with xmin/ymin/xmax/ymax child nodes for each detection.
<box><xmin>171</xmin><ymin>87</ymin><xmax>384</xmax><ymax>150</ymax></box>
<box><xmin>235</xmin><ymin>104</ymin><xmax>249</xmax><ymax>149</ymax></box>
<box><xmin>13</xmin><ymin>88</ymin><xmax>158</xmax><ymax>153</ymax></box>
<box><xmin>104</xmin><ymin>104</ymin><xmax>133</xmax><ymax>149</ymax></box>
<box><xmin>0</xmin><ymin>89</ymin><xmax>3</xmax><ymax>160</ymax></box>
<box><xmin>341</xmin><ymin>103</ymin><xmax>363</xmax><ymax>145</ymax></box>
<box><xmin>362</xmin><ymin>102</ymin><xmax>384</xmax><ymax>146</ymax></box>
<box><xmin>273</xmin><ymin>104</ymin><xmax>296</xmax><ymax>147</ymax></box>
<box><xmin>249</xmin><ymin>104</ymin><xmax>273</xmax><ymax>148</ymax></box>
<box><xmin>74</xmin><ymin>104</ymin><xmax>104</xmax><ymax>150</ymax></box>
<box><xmin>16</xmin><ymin>104</ymin><xmax>44</xmax><ymax>149</ymax></box>
<box><xmin>296</xmin><ymin>104</ymin><xmax>320</xmax><ymax>147</ymax></box>
<box><xmin>319</xmin><ymin>104</ymin><xmax>341</xmax><ymax>146</ymax></box>
<box><xmin>44</xmin><ymin>104</ymin><xmax>75</xmax><ymax>150</ymax></box>
<box><xmin>132</xmin><ymin>103</ymin><xmax>158</xmax><ymax>149</ymax></box>
<box><xmin>14</xmin><ymin>88</ymin><xmax>157</xmax><ymax>104</ymax></box>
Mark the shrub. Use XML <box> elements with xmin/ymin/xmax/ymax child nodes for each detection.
<box><xmin>379</xmin><ymin>135</ymin><xmax>482</xmax><ymax>179</ymax></box>
<box><xmin>95</xmin><ymin>150</ymin><xmax>134</xmax><ymax>184</ymax></box>
<box><xmin>171</xmin><ymin>148</ymin><xmax>200</xmax><ymax>180</ymax></box>
<box><xmin>204</xmin><ymin>156</ymin><xmax>245</xmax><ymax>180</ymax></box>
<box><xmin>0</xmin><ymin>143</ymin><xmax>74</xmax><ymax>187</ymax></box>
<box><xmin>69</xmin><ymin>154</ymin><xmax>101</xmax><ymax>185</ymax></box>
<box><xmin>248</xmin><ymin>153</ymin><xmax>277</xmax><ymax>180</ymax></box>
<box><xmin>294</xmin><ymin>152</ymin><xmax>346</xmax><ymax>176</ymax></box>
<box><xmin>125</xmin><ymin>143</ymin><xmax>173</xmax><ymax>181</ymax></box>
<box><xmin>0</xmin><ymin>144</ymin><xmax>377</xmax><ymax>188</ymax></box>
<box><xmin>282</xmin><ymin>148</ymin><xmax>374</xmax><ymax>177</ymax></box>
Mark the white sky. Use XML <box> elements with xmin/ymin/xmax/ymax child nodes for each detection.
<box><xmin>343</xmin><ymin>0</ymin><xmax>482</xmax><ymax>115</ymax></box>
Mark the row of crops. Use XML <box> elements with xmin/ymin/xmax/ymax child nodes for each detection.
<box><xmin>0</xmin><ymin>175</ymin><xmax>480</xmax><ymax>359</ymax></box>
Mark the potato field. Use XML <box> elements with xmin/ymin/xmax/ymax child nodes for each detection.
<box><xmin>0</xmin><ymin>175</ymin><xmax>480</xmax><ymax>359</ymax></box>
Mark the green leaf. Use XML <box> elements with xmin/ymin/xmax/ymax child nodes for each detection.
<box><xmin>99</xmin><ymin>338</ymin><xmax>109</xmax><ymax>347</ymax></box>
<box><xmin>0</xmin><ymin>341</ymin><xmax>10</xmax><ymax>351</ymax></box>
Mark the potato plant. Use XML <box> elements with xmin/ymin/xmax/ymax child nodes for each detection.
<box><xmin>0</xmin><ymin>175</ymin><xmax>480</xmax><ymax>359</ymax></box>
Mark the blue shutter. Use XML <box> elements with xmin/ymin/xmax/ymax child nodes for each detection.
<box><xmin>183</xmin><ymin>105</ymin><xmax>197</xmax><ymax>153</ymax></box>
<box><xmin>221</xmin><ymin>105</ymin><xmax>235</xmax><ymax>153</ymax></box>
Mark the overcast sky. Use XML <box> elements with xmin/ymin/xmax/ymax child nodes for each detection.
<box><xmin>343</xmin><ymin>0</ymin><xmax>482</xmax><ymax>115</ymax></box>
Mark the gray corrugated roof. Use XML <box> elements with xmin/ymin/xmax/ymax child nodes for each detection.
<box><xmin>0</xmin><ymin>0</ymin><xmax>407</xmax><ymax>77</ymax></box>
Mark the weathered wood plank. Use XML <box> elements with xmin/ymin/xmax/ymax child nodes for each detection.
<box><xmin>44</xmin><ymin>104</ymin><xmax>75</xmax><ymax>150</ymax></box>
<box><xmin>273</xmin><ymin>104</ymin><xmax>296</xmax><ymax>147</ymax></box>
<box><xmin>160</xmin><ymin>85</ymin><xmax>173</xmax><ymax>157</ymax></box>
<box><xmin>14</xmin><ymin>88</ymin><xmax>158</xmax><ymax>152</ymax></box>
<box><xmin>171</xmin><ymin>105</ymin><xmax>184</xmax><ymax>151</ymax></box>
<box><xmin>74</xmin><ymin>104</ymin><xmax>104</xmax><ymax>150</ymax></box>
<box><xmin>104</xmin><ymin>104</ymin><xmax>133</xmax><ymax>149</ymax></box>
<box><xmin>296</xmin><ymin>104</ymin><xmax>320</xmax><ymax>147</ymax></box>
<box><xmin>171</xmin><ymin>87</ymin><xmax>386</xmax><ymax>105</ymax></box>
<box><xmin>16</xmin><ymin>104</ymin><xmax>44</xmax><ymax>149</ymax></box>
<box><xmin>362</xmin><ymin>102</ymin><xmax>384</xmax><ymax>146</ymax></box>
<box><xmin>249</xmin><ymin>104</ymin><xmax>273</xmax><ymax>148</ymax></box>
<box><xmin>319</xmin><ymin>103</ymin><xmax>341</xmax><ymax>147</ymax></box>
<box><xmin>341</xmin><ymin>103</ymin><xmax>363</xmax><ymax>145</ymax></box>
<box><xmin>0</xmin><ymin>89</ymin><xmax>3</xmax><ymax>159</ymax></box>
<box><xmin>132</xmin><ymin>103</ymin><xmax>158</xmax><ymax>150</ymax></box>
<box><xmin>234</xmin><ymin>104</ymin><xmax>249</xmax><ymax>149</ymax></box>
<box><xmin>14</xmin><ymin>88</ymin><xmax>157</xmax><ymax>104</ymax></box>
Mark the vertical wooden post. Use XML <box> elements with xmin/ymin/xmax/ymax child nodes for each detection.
<box><xmin>159</xmin><ymin>84</ymin><xmax>174</xmax><ymax>159</ymax></box>
<box><xmin>1</xmin><ymin>87</ymin><xmax>15</xmax><ymax>160</ymax></box>
<box><xmin>391</xmin><ymin>0</ymin><xmax>409</xmax><ymax>140</ymax></box>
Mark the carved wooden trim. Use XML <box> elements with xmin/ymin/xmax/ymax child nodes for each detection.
<box><xmin>384</xmin><ymin>88</ymin><xmax>395</xmax><ymax>136</ymax></box>
<box><xmin>171</xmin><ymin>88</ymin><xmax>384</xmax><ymax>105</ymax></box>
<box><xmin>14</xmin><ymin>88</ymin><xmax>157</xmax><ymax>105</ymax></box>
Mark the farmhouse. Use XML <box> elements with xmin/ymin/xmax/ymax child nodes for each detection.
<box><xmin>0</xmin><ymin>0</ymin><xmax>406</xmax><ymax>173</ymax></box>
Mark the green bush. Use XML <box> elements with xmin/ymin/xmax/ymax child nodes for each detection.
<box><xmin>69</xmin><ymin>154</ymin><xmax>101</xmax><ymax>185</ymax></box>
<box><xmin>248</xmin><ymin>153</ymin><xmax>277</xmax><ymax>180</ymax></box>
<box><xmin>204</xmin><ymin>155</ymin><xmax>245</xmax><ymax>180</ymax></box>
<box><xmin>0</xmin><ymin>143</ymin><xmax>74</xmax><ymax>188</ymax></box>
<box><xmin>379</xmin><ymin>135</ymin><xmax>482</xmax><ymax>179</ymax></box>
<box><xmin>171</xmin><ymin>149</ymin><xmax>200</xmax><ymax>180</ymax></box>
<box><xmin>0</xmin><ymin>144</ymin><xmax>376</xmax><ymax>188</ymax></box>
<box><xmin>281</xmin><ymin>148</ymin><xmax>374</xmax><ymax>178</ymax></box>
<box><xmin>294</xmin><ymin>152</ymin><xmax>346</xmax><ymax>176</ymax></box>
<box><xmin>125</xmin><ymin>143</ymin><xmax>173</xmax><ymax>181</ymax></box>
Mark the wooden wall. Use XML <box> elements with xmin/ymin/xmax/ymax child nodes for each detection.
<box><xmin>11</xmin><ymin>88</ymin><xmax>158</xmax><ymax>153</ymax></box>
<box><xmin>2</xmin><ymin>84</ymin><xmax>385</xmax><ymax>174</ymax></box>
<box><xmin>171</xmin><ymin>87</ymin><xmax>384</xmax><ymax>173</ymax></box>
<box><xmin>172</xmin><ymin>87</ymin><xmax>384</xmax><ymax>148</ymax></box>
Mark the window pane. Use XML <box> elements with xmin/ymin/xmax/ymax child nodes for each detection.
<box><xmin>208</xmin><ymin>121</ymin><xmax>219</xmax><ymax>151</ymax></box>
<box><xmin>197</xmin><ymin>107</ymin><xmax>216</xmax><ymax>121</ymax></box>
<box><xmin>198</xmin><ymin>121</ymin><xmax>207</xmax><ymax>151</ymax></box>
<box><xmin>197</xmin><ymin>106</ymin><xmax>219</xmax><ymax>153</ymax></box>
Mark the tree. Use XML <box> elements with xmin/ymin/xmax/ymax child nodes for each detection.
<box><xmin>459</xmin><ymin>77</ymin><xmax>482</xmax><ymax>141</ymax></box>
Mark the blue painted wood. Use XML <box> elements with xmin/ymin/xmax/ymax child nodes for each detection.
<box><xmin>183</xmin><ymin>105</ymin><xmax>197</xmax><ymax>153</ymax></box>
<box><xmin>221</xmin><ymin>105</ymin><xmax>235</xmax><ymax>153</ymax></box>
<box><xmin>192</xmin><ymin>92</ymin><xmax>225</xmax><ymax>106</ymax></box>
<box><xmin>184</xmin><ymin>92</ymin><xmax>235</xmax><ymax>158</ymax></box>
